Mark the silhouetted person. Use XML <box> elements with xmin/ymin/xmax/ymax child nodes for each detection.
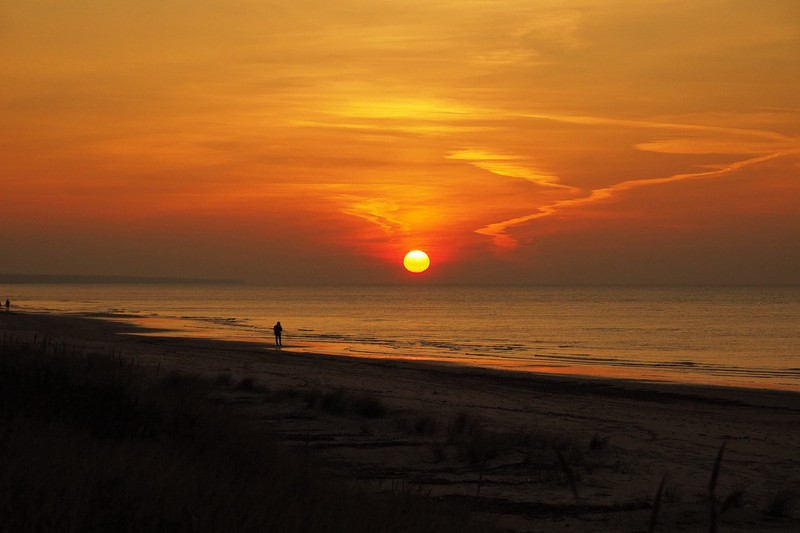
<box><xmin>273</xmin><ymin>321</ymin><xmax>283</xmax><ymax>347</ymax></box>
<box><xmin>4</xmin><ymin>299</ymin><xmax>9</xmax><ymax>312</ymax></box>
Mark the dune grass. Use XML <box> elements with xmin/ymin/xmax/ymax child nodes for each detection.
<box><xmin>763</xmin><ymin>488</ymin><xmax>799</xmax><ymax>518</ymax></box>
<box><xmin>4</xmin><ymin>330</ymin><xmax>797</xmax><ymax>531</ymax></box>
<box><xmin>0</xmin><ymin>336</ymin><xmax>478</xmax><ymax>532</ymax></box>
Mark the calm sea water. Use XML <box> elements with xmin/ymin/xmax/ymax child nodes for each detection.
<box><xmin>4</xmin><ymin>284</ymin><xmax>800</xmax><ymax>391</ymax></box>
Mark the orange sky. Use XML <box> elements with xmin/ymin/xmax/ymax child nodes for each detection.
<box><xmin>2</xmin><ymin>1</ymin><xmax>799</xmax><ymax>284</ymax></box>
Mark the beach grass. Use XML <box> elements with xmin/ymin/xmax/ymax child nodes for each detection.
<box><xmin>764</xmin><ymin>489</ymin><xmax>799</xmax><ymax>518</ymax></box>
<box><xmin>3</xmin><ymin>312</ymin><xmax>800</xmax><ymax>532</ymax></box>
<box><xmin>0</xmin><ymin>336</ymin><xmax>479</xmax><ymax>532</ymax></box>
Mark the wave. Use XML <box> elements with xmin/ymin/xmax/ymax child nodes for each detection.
<box><xmin>12</xmin><ymin>284</ymin><xmax>800</xmax><ymax>391</ymax></box>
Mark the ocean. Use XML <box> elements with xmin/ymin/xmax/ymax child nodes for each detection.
<box><xmin>3</xmin><ymin>284</ymin><xmax>799</xmax><ymax>391</ymax></box>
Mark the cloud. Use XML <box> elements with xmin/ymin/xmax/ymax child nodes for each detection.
<box><xmin>475</xmin><ymin>112</ymin><xmax>800</xmax><ymax>249</ymax></box>
<box><xmin>339</xmin><ymin>196</ymin><xmax>407</xmax><ymax>234</ymax></box>
<box><xmin>635</xmin><ymin>137</ymin><xmax>796</xmax><ymax>155</ymax></box>
<box><xmin>447</xmin><ymin>149</ymin><xmax>577</xmax><ymax>191</ymax></box>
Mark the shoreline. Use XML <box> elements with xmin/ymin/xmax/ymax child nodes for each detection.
<box><xmin>5</xmin><ymin>309</ymin><xmax>800</xmax><ymax>403</ymax></box>
<box><xmin>3</xmin><ymin>311</ymin><xmax>800</xmax><ymax>531</ymax></box>
<box><xmin>6</xmin><ymin>283</ymin><xmax>800</xmax><ymax>393</ymax></box>
<box><xmin>15</xmin><ymin>305</ymin><xmax>800</xmax><ymax>394</ymax></box>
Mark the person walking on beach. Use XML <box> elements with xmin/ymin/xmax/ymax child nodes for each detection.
<box><xmin>4</xmin><ymin>299</ymin><xmax>9</xmax><ymax>312</ymax></box>
<box><xmin>273</xmin><ymin>321</ymin><xmax>283</xmax><ymax>347</ymax></box>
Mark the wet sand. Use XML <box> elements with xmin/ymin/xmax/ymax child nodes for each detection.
<box><xmin>3</xmin><ymin>311</ymin><xmax>799</xmax><ymax>532</ymax></box>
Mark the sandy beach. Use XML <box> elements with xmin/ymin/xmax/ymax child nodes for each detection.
<box><xmin>3</xmin><ymin>310</ymin><xmax>799</xmax><ymax>532</ymax></box>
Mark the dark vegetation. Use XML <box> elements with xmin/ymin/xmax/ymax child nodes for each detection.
<box><xmin>244</xmin><ymin>379</ymin><xmax>800</xmax><ymax>530</ymax></box>
<box><xmin>3</xmin><ymin>332</ymin><xmax>796</xmax><ymax>532</ymax></box>
<box><xmin>0</xmin><ymin>335</ymin><xmax>477</xmax><ymax>532</ymax></box>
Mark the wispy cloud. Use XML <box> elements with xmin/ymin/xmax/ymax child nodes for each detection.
<box><xmin>475</xmin><ymin>113</ymin><xmax>800</xmax><ymax>249</ymax></box>
<box><xmin>339</xmin><ymin>196</ymin><xmax>408</xmax><ymax>234</ymax></box>
<box><xmin>519</xmin><ymin>112</ymin><xmax>795</xmax><ymax>143</ymax></box>
<box><xmin>446</xmin><ymin>149</ymin><xmax>578</xmax><ymax>191</ymax></box>
<box><xmin>475</xmin><ymin>151</ymin><xmax>794</xmax><ymax>249</ymax></box>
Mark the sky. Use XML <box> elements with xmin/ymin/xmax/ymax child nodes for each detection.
<box><xmin>2</xmin><ymin>0</ymin><xmax>799</xmax><ymax>285</ymax></box>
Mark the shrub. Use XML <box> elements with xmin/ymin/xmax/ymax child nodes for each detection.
<box><xmin>350</xmin><ymin>394</ymin><xmax>387</xmax><ymax>418</ymax></box>
<box><xmin>763</xmin><ymin>489</ymin><xmax>798</xmax><ymax>518</ymax></box>
<box><xmin>413</xmin><ymin>415</ymin><xmax>438</xmax><ymax>436</ymax></box>
<box><xmin>589</xmin><ymin>433</ymin><xmax>610</xmax><ymax>451</ymax></box>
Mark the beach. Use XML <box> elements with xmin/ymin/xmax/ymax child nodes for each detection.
<box><xmin>3</xmin><ymin>311</ymin><xmax>800</xmax><ymax>532</ymax></box>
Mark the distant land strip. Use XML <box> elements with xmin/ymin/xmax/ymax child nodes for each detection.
<box><xmin>0</xmin><ymin>274</ymin><xmax>246</xmax><ymax>285</ymax></box>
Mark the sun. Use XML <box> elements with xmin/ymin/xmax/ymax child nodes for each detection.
<box><xmin>403</xmin><ymin>250</ymin><xmax>431</xmax><ymax>273</ymax></box>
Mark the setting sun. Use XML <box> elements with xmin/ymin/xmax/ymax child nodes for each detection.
<box><xmin>403</xmin><ymin>250</ymin><xmax>430</xmax><ymax>273</ymax></box>
<box><xmin>1</xmin><ymin>1</ymin><xmax>798</xmax><ymax>287</ymax></box>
